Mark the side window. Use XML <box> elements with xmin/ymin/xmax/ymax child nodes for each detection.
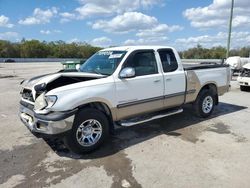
<box><xmin>158</xmin><ymin>49</ymin><xmax>178</xmax><ymax>72</ymax></box>
<box><xmin>124</xmin><ymin>51</ymin><xmax>158</xmax><ymax>76</ymax></box>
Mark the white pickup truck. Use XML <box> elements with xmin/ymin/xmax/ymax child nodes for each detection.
<box><xmin>19</xmin><ymin>46</ymin><xmax>230</xmax><ymax>154</ymax></box>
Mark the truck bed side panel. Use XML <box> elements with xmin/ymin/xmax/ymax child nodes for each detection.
<box><xmin>185</xmin><ymin>67</ymin><xmax>230</xmax><ymax>103</ymax></box>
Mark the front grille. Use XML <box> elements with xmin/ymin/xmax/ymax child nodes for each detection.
<box><xmin>240</xmin><ymin>69</ymin><xmax>250</xmax><ymax>77</ymax></box>
<box><xmin>21</xmin><ymin>88</ymin><xmax>34</xmax><ymax>102</ymax></box>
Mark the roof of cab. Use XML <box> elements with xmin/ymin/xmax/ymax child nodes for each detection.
<box><xmin>100</xmin><ymin>46</ymin><xmax>174</xmax><ymax>52</ymax></box>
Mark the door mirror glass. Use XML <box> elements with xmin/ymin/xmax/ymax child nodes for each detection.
<box><xmin>119</xmin><ymin>67</ymin><xmax>135</xmax><ymax>78</ymax></box>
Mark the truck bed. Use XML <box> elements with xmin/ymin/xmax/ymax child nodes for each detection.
<box><xmin>183</xmin><ymin>63</ymin><xmax>229</xmax><ymax>70</ymax></box>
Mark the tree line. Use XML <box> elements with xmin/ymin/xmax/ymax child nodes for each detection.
<box><xmin>0</xmin><ymin>39</ymin><xmax>101</xmax><ymax>59</ymax></box>
<box><xmin>179</xmin><ymin>44</ymin><xmax>250</xmax><ymax>59</ymax></box>
<box><xmin>0</xmin><ymin>40</ymin><xmax>250</xmax><ymax>59</ymax></box>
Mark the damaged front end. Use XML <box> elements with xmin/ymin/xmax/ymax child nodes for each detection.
<box><xmin>20</xmin><ymin>82</ymin><xmax>56</xmax><ymax>115</ymax></box>
<box><xmin>240</xmin><ymin>68</ymin><xmax>250</xmax><ymax>77</ymax></box>
<box><xmin>238</xmin><ymin>64</ymin><xmax>250</xmax><ymax>89</ymax></box>
<box><xmin>21</xmin><ymin>73</ymin><xmax>103</xmax><ymax>112</ymax></box>
<box><xmin>19</xmin><ymin>72</ymin><xmax>104</xmax><ymax>136</ymax></box>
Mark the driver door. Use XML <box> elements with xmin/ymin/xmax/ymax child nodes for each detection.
<box><xmin>114</xmin><ymin>50</ymin><xmax>164</xmax><ymax>120</ymax></box>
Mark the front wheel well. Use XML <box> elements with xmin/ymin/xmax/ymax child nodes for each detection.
<box><xmin>77</xmin><ymin>102</ymin><xmax>114</xmax><ymax>133</ymax></box>
<box><xmin>198</xmin><ymin>83</ymin><xmax>218</xmax><ymax>105</ymax></box>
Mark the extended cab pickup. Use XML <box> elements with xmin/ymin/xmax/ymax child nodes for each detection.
<box><xmin>19</xmin><ymin>46</ymin><xmax>230</xmax><ymax>154</ymax></box>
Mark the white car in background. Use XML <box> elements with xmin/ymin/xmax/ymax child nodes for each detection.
<box><xmin>226</xmin><ymin>56</ymin><xmax>250</xmax><ymax>73</ymax></box>
<box><xmin>237</xmin><ymin>63</ymin><xmax>250</xmax><ymax>91</ymax></box>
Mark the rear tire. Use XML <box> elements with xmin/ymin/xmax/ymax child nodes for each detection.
<box><xmin>63</xmin><ymin>108</ymin><xmax>110</xmax><ymax>154</ymax></box>
<box><xmin>193</xmin><ymin>89</ymin><xmax>216</xmax><ymax>118</ymax></box>
<box><xmin>240</xmin><ymin>85</ymin><xmax>248</xmax><ymax>91</ymax></box>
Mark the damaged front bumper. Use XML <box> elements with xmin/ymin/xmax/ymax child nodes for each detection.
<box><xmin>237</xmin><ymin>76</ymin><xmax>250</xmax><ymax>87</ymax></box>
<box><xmin>19</xmin><ymin>100</ymin><xmax>77</xmax><ymax>137</ymax></box>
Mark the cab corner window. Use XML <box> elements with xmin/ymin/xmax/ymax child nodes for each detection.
<box><xmin>159</xmin><ymin>50</ymin><xmax>178</xmax><ymax>72</ymax></box>
<box><xmin>124</xmin><ymin>51</ymin><xmax>158</xmax><ymax>76</ymax></box>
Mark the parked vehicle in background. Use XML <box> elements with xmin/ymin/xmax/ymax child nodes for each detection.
<box><xmin>19</xmin><ymin>46</ymin><xmax>231</xmax><ymax>154</ymax></box>
<box><xmin>4</xmin><ymin>59</ymin><xmax>15</xmax><ymax>63</ymax></box>
<box><xmin>61</xmin><ymin>59</ymin><xmax>86</xmax><ymax>70</ymax></box>
<box><xmin>237</xmin><ymin>63</ymin><xmax>250</xmax><ymax>91</ymax></box>
<box><xmin>226</xmin><ymin>56</ymin><xmax>250</xmax><ymax>73</ymax></box>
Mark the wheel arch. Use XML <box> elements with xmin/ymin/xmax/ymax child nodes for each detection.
<box><xmin>77</xmin><ymin>101</ymin><xmax>115</xmax><ymax>133</ymax></box>
<box><xmin>198</xmin><ymin>83</ymin><xmax>219</xmax><ymax>105</ymax></box>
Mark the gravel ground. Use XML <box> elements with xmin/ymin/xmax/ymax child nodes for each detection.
<box><xmin>0</xmin><ymin>63</ymin><xmax>250</xmax><ymax>188</ymax></box>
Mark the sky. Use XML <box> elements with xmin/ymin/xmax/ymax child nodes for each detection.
<box><xmin>0</xmin><ymin>0</ymin><xmax>250</xmax><ymax>50</ymax></box>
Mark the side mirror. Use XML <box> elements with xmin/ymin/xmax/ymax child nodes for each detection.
<box><xmin>119</xmin><ymin>67</ymin><xmax>135</xmax><ymax>79</ymax></box>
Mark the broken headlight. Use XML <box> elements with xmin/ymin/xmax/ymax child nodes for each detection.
<box><xmin>44</xmin><ymin>95</ymin><xmax>57</xmax><ymax>108</ymax></box>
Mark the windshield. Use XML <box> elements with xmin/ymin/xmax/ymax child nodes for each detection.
<box><xmin>80</xmin><ymin>50</ymin><xmax>127</xmax><ymax>75</ymax></box>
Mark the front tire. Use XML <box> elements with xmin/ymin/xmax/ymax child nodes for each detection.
<box><xmin>64</xmin><ymin>108</ymin><xmax>110</xmax><ymax>154</ymax></box>
<box><xmin>193</xmin><ymin>89</ymin><xmax>215</xmax><ymax>118</ymax></box>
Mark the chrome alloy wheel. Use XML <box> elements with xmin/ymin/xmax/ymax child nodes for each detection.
<box><xmin>76</xmin><ymin>119</ymin><xmax>102</xmax><ymax>147</ymax></box>
<box><xmin>202</xmin><ymin>96</ymin><xmax>213</xmax><ymax>114</ymax></box>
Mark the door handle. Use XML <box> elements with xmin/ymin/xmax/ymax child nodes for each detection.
<box><xmin>154</xmin><ymin>79</ymin><xmax>161</xmax><ymax>83</ymax></box>
<box><xmin>166</xmin><ymin>78</ymin><xmax>172</xmax><ymax>81</ymax></box>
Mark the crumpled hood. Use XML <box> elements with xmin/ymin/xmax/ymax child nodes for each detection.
<box><xmin>243</xmin><ymin>63</ymin><xmax>250</xmax><ymax>70</ymax></box>
<box><xmin>21</xmin><ymin>72</ymin><xmax>105</xmax><ymax>91</ymax></box>
<box><xmin>21</xmin><ymin>73</ymin><xmax>57</xmax><ymax>89</ymax></box>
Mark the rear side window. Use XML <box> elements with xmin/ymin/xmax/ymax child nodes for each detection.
<box><xmin>124</xmin><ymin>51</ymin><xmax>158</xmax><ymax>76</ymax></box>
<box><xmin>158</xmin><ymin>49</ymin><xmax>178</xmax><ymax>72</ymax></box>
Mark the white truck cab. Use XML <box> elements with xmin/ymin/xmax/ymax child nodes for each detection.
<box><xmin>19</xmin><ymin>46</ymin><xmax>230</xmax><ymax>154</ymax></box>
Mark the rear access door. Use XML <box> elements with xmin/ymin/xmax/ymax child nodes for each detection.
<box><xmin>157</xmin><ymin>49</ymin><xmax>186</xmax><ymax>108</ymax></box>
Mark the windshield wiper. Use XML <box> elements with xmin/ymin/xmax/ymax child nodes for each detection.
<box><xmin>80</xmin><ymin>69</ymin><xmax>110</xmax><ymax>76</ymax></box>
<box><xmin>91</xmin><ymin>69</ymin><xmax>110</xmax><ymax>76</ymax></box>
<box><xmin>91</xmin><ymin>69</ymin><xmax>102</xmax><ymax>75</ymax></box>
